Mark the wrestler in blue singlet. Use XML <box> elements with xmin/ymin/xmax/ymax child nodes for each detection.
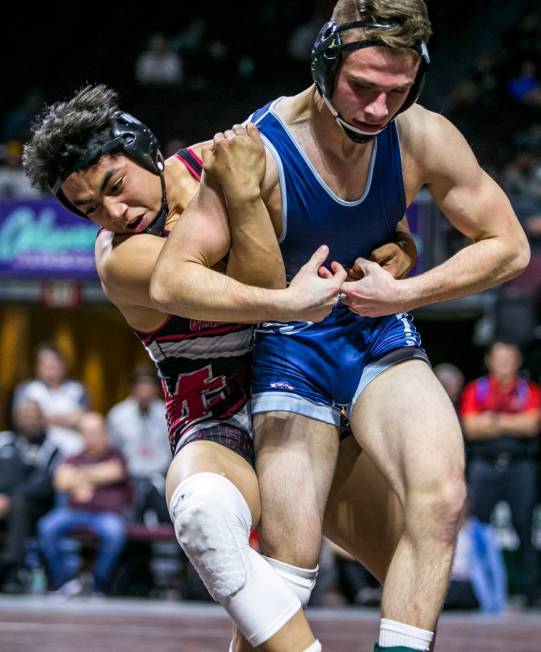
<box><xmin>250</xmin><ymin>98</ymin><xmax>429</xmax><ymax>426</ymax></box>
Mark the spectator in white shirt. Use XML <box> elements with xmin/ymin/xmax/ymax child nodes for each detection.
<box><xmin>135</xmin><ymin>33</ymin><xmax>183</xmax><ymax>87</ymax></box>
<box><xmin>14</xmin><ymin>343</ymin><xmax>89</xmax><ymax>457</ymax></box>
<box><xmin>107</xmin><ymin>369</ymin><xmax>170</xmax><ymax>523</ymax></box>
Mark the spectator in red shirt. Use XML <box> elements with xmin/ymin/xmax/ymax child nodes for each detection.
<box><xmin>460</xmin><ymin>340</ymin><xmax>541</xmax><ymax>605</ymax></box>
<box><xmin>37</xmin><ymin>412</ymin><xmax>132</xmax><ymax>596</ymax></box>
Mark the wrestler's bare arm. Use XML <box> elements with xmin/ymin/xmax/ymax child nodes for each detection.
<box><xmin>342</xmin><ymin>106</ymin><xmax>530</xmax><ymax>315</ymax></box>
<box><xmin>412</xmin><ymin>108</ymin><xmax>530</xmax><ymax>300</ymax></box>
<box><xmin>96</xmin><ymin>129</ymin><xmax>289</xmax><ymax>323</ymax></box>
<box><xmin>150</xmin><ymin>174</ymin><xmax>344</xmax><ymax>323</ymax></box>
<box><xmin>201</xmin><ymin>124</ymin><xmax>285</xmax><ymax>289</ymax></box>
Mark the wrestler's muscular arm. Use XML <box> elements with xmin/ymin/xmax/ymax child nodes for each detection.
<box><xmin>342</xmin><ymin>105</ymin><xmax>530</xmax><ymax>316</ymax></box>
<box><xmin>150</xmin><ymin>138</ymin><xmax>345</xmax><ymax>323</ymax></box>
<box><xmin>203</xmin><ymin>124</ymin><xmax>285</xmax><ymax>288</ymax></box>
<box><xmin>96</xmin><ymin>129</ymin><xmax>339</xmax><ymax>327</ymax></box>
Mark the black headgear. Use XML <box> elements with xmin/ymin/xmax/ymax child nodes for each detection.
<box><xmin>50</xmin><ymin>112</ymin><xmax>168</xmax><ymax>236</ymax></box>
<box><xmin>311</xmin><ymin>20</ymin><xmax>430</xmax><ymax>143</ymax></box>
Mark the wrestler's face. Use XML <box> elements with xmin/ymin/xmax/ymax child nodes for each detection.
<box><xmin>61</xmin><ymin>154</ymin><xmax>162</xmax><ymax>234</ymax></box>
<box><xmin>332</xmin><ymin>46</ymin><xmax>419</xmax><ymax>134</ymax></box>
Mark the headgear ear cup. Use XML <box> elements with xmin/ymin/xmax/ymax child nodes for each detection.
<box><xmin>52</xmin><ymin>112</ymin><xmax>169</xmax><ymax>235</ymax></box>
<box><xmin>311</xmin><ymin>20</ymin><xmax>430</xmax><ymax>119</ymax></box>
<box><xmin>311</xmin><ymin>22</ymin><xmax>343</xmax><ymax>100</ymax></box>
<box><xmin>112</xmin><ymin>112</ymin><xmax>163</xmax><ymax>176</ymax></box>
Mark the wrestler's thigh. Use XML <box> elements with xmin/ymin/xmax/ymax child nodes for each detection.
<box><xmin>350</xmin><ymin>359</ymin><xmax>465</xmax><ymax>502</ymax></box>
<box><xmin>324</xmin><ymin>437</ymin><xmax>403</xmax><ymax>583</ymax></box>
<box><xmin>254</xmin><ymin>411</ymin><xmax>339</xmax><ymax>566</ymax></box>
<box><xmin>166</xmin><ymin>440</ymin><xmax>261</xmax><ymax>525</ymax></box>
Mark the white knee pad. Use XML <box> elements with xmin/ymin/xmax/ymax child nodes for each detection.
<box><xmin>263</xmin><ymin>555</ymin><xmax>319</xmax><ymax>607</ymax></box>
<box><xmin>169</xmin><ymin>473</ymin><xmax>301</xmax><ymax>646</ymax></box>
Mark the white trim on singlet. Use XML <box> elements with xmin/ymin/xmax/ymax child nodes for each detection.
<box><xmin>143</xmin><ymin>329</ymin><xmax>253</xmax><ymax>363</ymax></box>
<box><xmin>260</xmin><ymin>134</ymin><xmax>288</xmax><ymax>244</ymax></box>
<box><xmin>267</xmin><ymin>100</ymin><xmax>378</xmax><ymax>207</ymax></box>
<box><xmin>251</xmin><ymin>391</ymin><xmax>341</xmax><ymax>426</ymax></box>
<box><xmin>348</xmin><ymin>346</ymin><xmax>430</xmax><ymax>416</ymax></box>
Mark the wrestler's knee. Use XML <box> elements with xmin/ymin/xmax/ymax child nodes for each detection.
<box><xmin>405</xmin><ymin>476</ymin><xmax>466</xmax><ymax>545</ymax></box>
<box><xmin>169</xmin><ymin>472</ymin><xmax>250</xmax><ymax>602</ymax></box>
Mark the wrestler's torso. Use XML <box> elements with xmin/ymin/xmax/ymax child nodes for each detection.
<box><xmin>249</xmin><ymin>90</ymin><xmax>425</xmax><ymax>408</ymax></box>
<box><xmin>96</xmin><ymin>148</ymin><xmax>253</xmax><ymax>451</ymax></box>
<box><xmin>256</xmin><ymin>88</ymin><xmax>428</xmax><ymax>263</ymax></box>
<box><xmin>251</xmin><ymin>93</ymin><xmax>407</xmax><ymax>281</ymax></box>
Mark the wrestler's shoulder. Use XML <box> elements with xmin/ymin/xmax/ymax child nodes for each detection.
<box><xmin>397</xmin><ymin>104</ymin><xmax>463</xmax><ymax>148</ymax></box>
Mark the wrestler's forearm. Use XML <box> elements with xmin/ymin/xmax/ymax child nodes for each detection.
<box><xmin>396</xmin><ymin>236</ymin><xmax>530</xmax><ymax>311</ymax></box>
<box><xmin>150</xmin><ymin>261</ymin><xmax>289</xmax><ymax>322</ymax></box>
<box><xmin>226</xmin><ymin>196</ymin><xmax>286</xmax><ymax>289</ymax></box>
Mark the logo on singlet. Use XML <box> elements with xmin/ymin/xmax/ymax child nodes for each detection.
<box><xmin>189</xmin><ymin>320</ymin><xmax>222</xmax><ymax>331</ymax></box>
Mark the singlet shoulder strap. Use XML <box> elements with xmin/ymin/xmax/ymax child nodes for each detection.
<box><xmin>175</xmin><ymin>147</ymin><xmax>203</xmax><ymax>181</ymax></box>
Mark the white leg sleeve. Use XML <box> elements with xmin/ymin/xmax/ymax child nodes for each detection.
<box><xmin>169</xmin><ymin>472</ymin><xmax>301</xmax><ymax>647</ymax></box>
<box><xmin>263</xmin><ymin>555</ymin><xmax>319</xmax><ymax>608</ymax></box>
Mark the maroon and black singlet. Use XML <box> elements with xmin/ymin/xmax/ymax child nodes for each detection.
<box><xmin>101</xmin><ymin>148</ymin><xmax>255</xmax><ymax>464</ymax></box>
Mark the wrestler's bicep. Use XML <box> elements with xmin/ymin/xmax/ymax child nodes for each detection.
<box><xmin>160</xmin><ymin>173</ymin><xmax>232</xmax><ymax>271</ymax></box>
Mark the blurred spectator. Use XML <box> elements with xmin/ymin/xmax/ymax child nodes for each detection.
<box><xmin>501</xmin><ymin>148</ymin><xmax>541</xmax><ymax>198</ymax></box>
<box><xmin>288</xmin><ymin>1</ymin><xmax>329</xmax><ymax>63</ymax></box>
<box><xmin>173</xmin><ymin>17</ymin><xmax>207</xmax><ymax>56</ymax></box>
<box><xmin>434</xmin><ymin>362</ymin><xmax>465</xmax><ymax>409</ymax></box>
<box><xmin>460</xmin><ymin>341</ymin><xmax>541</xmax><ymax>605</ymax></box>
<box><xmin>0</xmin><ymin>141</ymin><xmax>41</xmax><ymax>198</ymax></box>
<box><xmin>447</xmin><ymin>52</ymin><xmax>502</xmax><ymax>117</ymax></box>
<box><xmin>14</xmin><ymin>342</ymin><xmax>89</xmax><ymax>456</ymax></box>
<box><xmin>506</xmin><ymin>59</ymin><xmax>541</xmax><ymax>109</ymax></box>
<box><xmin>445</xmin><ymin>512</ymin><xmax>507</xmax><ymax>613</ymax></box>
<box><xmin>0</xmin><ymin>400</ymin><xmax>59</xmax><ymax>593</ymax></box>
<box><xmin>107</xmin><ymin>369</ymin><xmax>170</xmax><ymax>524</ymax></box>
<box><xmin>501</xmin><ymin>8</ymin><xmax>541</xmax><ymax>61</ymax></box>
<box><xmin>38</xmin><ymin>412</ymin><xmax>132</xmax><ymax>596</ymax></box>
<box><xmin>135</xmin><ymin>33</ymin><xmax>183</xmax><ymax>87</ymax></box>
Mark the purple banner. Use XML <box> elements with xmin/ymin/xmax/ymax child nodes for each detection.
<box><xmin>0</xmin><ymin>199</ymin><xmax>99</xmax><ymax>279</ymax></box>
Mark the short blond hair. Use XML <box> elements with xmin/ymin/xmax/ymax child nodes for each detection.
<box><xmin>331</xmin><ymin>0</ymin><xmax>432</xmax><ymax>50</ymax></box>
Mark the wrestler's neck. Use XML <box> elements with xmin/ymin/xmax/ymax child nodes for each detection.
<box><xmin>279</xmin><ymin>86</ymin><xmax>371</xmax><ymax>162</ymax></box>
<box><xmin>162</xmin><ymin>157</ymin><xmax>191</xmax><ymax>232</ymax></box>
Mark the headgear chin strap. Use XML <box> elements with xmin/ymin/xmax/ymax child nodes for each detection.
<box><xmin>311</xmin><ymin>19</ymin><xmax>430</xmax><ymax>143</ymax></box>
<box><xmin>50</xmin><ymin>111</ymin><xmax>168</xmax><ymax>235</ymax></box>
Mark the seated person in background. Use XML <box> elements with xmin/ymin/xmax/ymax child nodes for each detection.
<box><xmin>460</xmin><ymin>340</ymin><xmax>541</xmax><ymax>606</ymax></box>
<box><xmin>107</xmin><ymin>369</ymin><xmax>170</xmax><ymax>524</ymax></box>
<box><xmin>14</xmin><ymin>342</ymin><xmax>89</xmax><ymax>456</ymax></box>
<box><xmin>38</xmin><ymin>412</ymin><xmax>132</xmax><ymax>596</ymax></box>
<box><xmin>0</xmin><ymin>399</ymin><xmax>60</xmax><ymax>593</ymax></box>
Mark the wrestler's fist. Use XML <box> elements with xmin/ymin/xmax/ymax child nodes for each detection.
<box><xmin>341</xmin><ymin>257</ymin><xmax>408</xmax><ymax>317</ymax></box>
<box><xmin>279</xmin><ymin>245</ymin><xmax>347</xmax><ymax>322</ymax></box>
<box><xmin>348</xmin><ymin>233</ymin><xmax>417</xmax><ymax>281</ymax></box>
<box><xmin>202</xmin><ymin>123</ymin><xmax>266</xmax><ymax>203</ymax></box>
